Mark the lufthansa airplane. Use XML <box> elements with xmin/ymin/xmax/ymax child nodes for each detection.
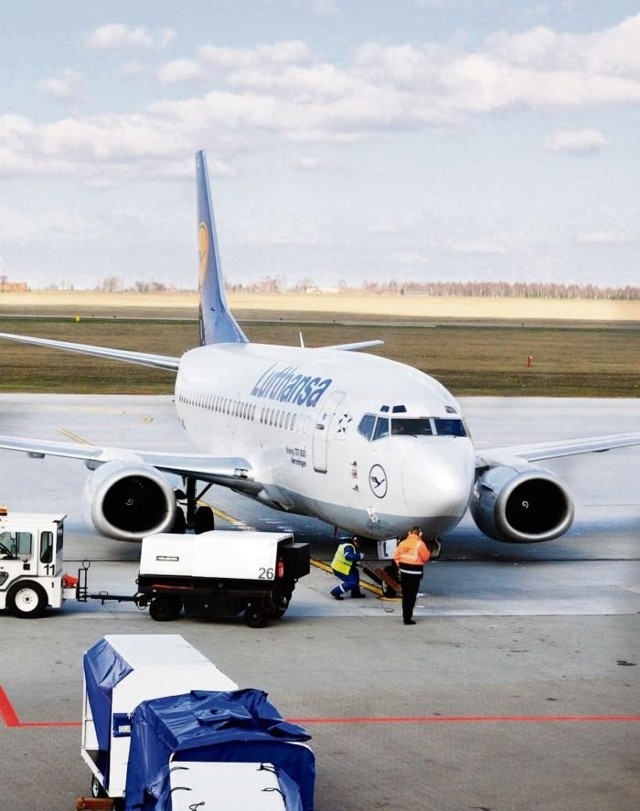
<box><xmin>0</xmin><ymin>151</ymin><xmax>639</xmax><ymax>544</ymax></box>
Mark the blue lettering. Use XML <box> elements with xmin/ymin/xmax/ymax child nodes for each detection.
<box><xmin>250</xmin><ymin>364</ymin><xmax>332</xmax><ymax>407</ymax></box>
<box><xmin>251</xmin><ymin>363</ymin><xmax>276</xmax><ymax>397</ymax></box>
<box><xmin>307</xmin><ymin>378</ymin><xmax>332</xmax><ymax>407</ymax></box>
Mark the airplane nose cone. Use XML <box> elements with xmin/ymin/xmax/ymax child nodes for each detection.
<box><xmin>401</xmin><ymin>440</ymin><xmax>473</xmax><ymax>521</ymax></box>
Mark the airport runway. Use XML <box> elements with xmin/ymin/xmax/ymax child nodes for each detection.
<box><xmin>0</xmin><ymin>395</ymin><xmax>639</xmax><ymax>810</ymax></box>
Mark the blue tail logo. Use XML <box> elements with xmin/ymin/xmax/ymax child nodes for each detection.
<box><xmin>196</xmin><ymin>151</ymin><xmax>248</xmax><ymax>346</ymax></box>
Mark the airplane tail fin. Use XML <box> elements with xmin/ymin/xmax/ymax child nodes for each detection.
<box><xmin>196</xmin><ymin>151</ymin><xmax>248</xmax><ymax>346</ymax></box>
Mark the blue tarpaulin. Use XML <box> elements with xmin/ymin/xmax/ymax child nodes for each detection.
<box><xmin>83</xmin><ymin>637</ymin><xmax>133</xmax><ymax>752</ymax></box>
<box><xmin>124</xmin><ymin>689</ymin><xmax>315</xmax><ymax>811</ymax></box>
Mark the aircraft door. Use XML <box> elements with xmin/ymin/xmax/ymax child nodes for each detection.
<box><xmin>312</xmin><ymin>391</ymin><xmax>345</xmax><ymax>473</ymax></box>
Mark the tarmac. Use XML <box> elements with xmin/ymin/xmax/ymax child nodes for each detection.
<box><xmin>0</xmin><ymin>395</ymin><xmax>639</xmax><ymax>810</ymax></box>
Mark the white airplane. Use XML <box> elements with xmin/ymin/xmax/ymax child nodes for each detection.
<box><xmin>0</xmin><ymin>151</ymin><xmax>639</xmax><ymax>545</ymax></box>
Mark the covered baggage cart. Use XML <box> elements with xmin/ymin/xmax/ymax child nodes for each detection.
<box><xmin>81</xmin><ymin>635</ymin><xmax>237</xmax><ymax>800</ymax></box>
<box><xmin>125</xmin><ymin>689</ymin><xmax>315</xmax><ymax>811</ymax></box>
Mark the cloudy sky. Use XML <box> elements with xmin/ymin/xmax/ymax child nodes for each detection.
<box><xmin>1</xmin><ymin>1</ymin><xmax>639</xmax><ymax>290</ymax></box>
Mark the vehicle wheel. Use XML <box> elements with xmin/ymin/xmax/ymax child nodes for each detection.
<box><xmin>271</xmin><ymin>606</ymin><xmax>287</xmax><ymax>619</ymax></box>
<box><xmin>244</xmin><ymin>603</ymin><xmax>268</xmax><ymax>628</ymax></box>
<box><xmin>8</xmin><ymin>582</ymin><xmax>47</xmax><ymax>618</ymax></box>
<box><xmin>194</xmin><ymin>505</ymin><xmax>214</xmax><ymax>534</ymax></box>
<box><xmin>149</xmin><ymin>596</ymin><xmax>182</xmax><ymax>622</ymax></box>
<box><xmin>271</xmin><ymin>594</ymin><xmax>291</xmax><ymax>619</ymax></box>
<box><xmin>90</xmin><ymin>775</ymin><xmax>105</xmax><ymax>798</ymax></box>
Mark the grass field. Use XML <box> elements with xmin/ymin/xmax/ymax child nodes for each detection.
<box><xmin>0</xmin><ymin>309</ymin><xmax>638</xmax><ymax>397</ymax></box>
<box><xmin>1</xmin><ymin>289</ymin><xmax>639</xmax><ymax>322</ymax></box>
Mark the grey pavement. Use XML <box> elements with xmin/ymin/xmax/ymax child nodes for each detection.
<box><xmin>0</xmin><ymin>395</ymin><xmax>639</xmax><ymax>810</ymax></box>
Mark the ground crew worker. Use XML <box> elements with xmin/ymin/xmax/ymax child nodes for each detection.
<box><xmin>393</xmin><ymin>527</ymin><xmax>430</xmax><ymax>625</ymax></box>
<box><xmin>330</xmin><ymin>537</ymin><xmax>366</xmax><ymax>600</ymax></box>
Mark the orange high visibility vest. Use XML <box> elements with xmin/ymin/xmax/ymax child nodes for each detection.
<box><xmin>393</xmin><ymin>533</ymin><xmax>430</xmax><ymax>568</ymax></box>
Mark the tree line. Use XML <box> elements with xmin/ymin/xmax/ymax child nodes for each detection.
<box><xmin>4</xmin><ymin>274</ymin><xmax>638</xmax><ymax>301</ymax></box>
<box><xmin>227</xmin><ymin>277</ymin><xmax>639</xmax><ymax>300</ymax></box>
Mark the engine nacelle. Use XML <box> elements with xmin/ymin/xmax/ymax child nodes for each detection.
<box><xmin>83</xmin><ymin>459</ymin><xmax>177</xmax><ymax>541</ymax></box>
<box><xmin>470</xmin><ymin>462</ymin><xmax>574</xmax><ymax>543</ymax></box>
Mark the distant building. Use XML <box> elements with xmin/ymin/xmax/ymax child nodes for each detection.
<box><xmin>0</xmin><ymin>281</ymin><xmax>28</xmax><ymax>293</ymax></box>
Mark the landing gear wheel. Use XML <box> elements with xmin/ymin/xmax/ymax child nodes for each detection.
<box><xmin>149</xmin><ymin>596</ymin><xmax>182</xmax><ymax>622</ymax></box>
<box><xmin>8</xmin><ymin>582</ymin><xmax>47</xmax><ymax>618</ymax></box>
<box><xmin>244</xmin><ymin>604</ymin><xmax>268</xmax><ymax>628</ymax></box>
<box><xmin>170</xmin><ymin>508</ymin><xmax>186</xmax><ymax>534</ymax></box>
<box><xmin>194</xmin><ymin>505</ymin><xmax>214</xmax><ymax>534</ymax></box>
<box><xmin>90</xmin><ymin>775</ymin><xmax>105</xmax><ymax>798</ymax></box>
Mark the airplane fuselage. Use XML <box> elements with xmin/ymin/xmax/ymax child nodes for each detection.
<box><xmin>176</xmin><ymin>342</ymin><xmax>475</xmax><ymax>539</ymax></box>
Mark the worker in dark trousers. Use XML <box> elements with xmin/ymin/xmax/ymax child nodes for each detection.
<box><xmin>393</xmin><ymin>527</ymin><xmax>430</xmax><ymax>625</ymax></box>
<box><xmin>330</xmin><ymin>537</ymin><xmax>366</xmax><ymax>599</ymax></box>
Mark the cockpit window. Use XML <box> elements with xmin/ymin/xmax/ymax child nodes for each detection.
<box><xmin>358</xmin><ymin>413</ymin><xmax>390</xmax><ymax>440</ymax></box>
<box><xmin>357</xmin><ymin>414</ymin><xmax>376</xmax><ymax>440</ymax></box>
<box><xmin>392</xmin><ymin>418</ymin><xmax>433</xmax><ymax>436</ymax></box>
<box><xmin>359</xmin><ymin>413</ymin><xmax>467</xmax><ymax>442</ymax></box>
<box><xmin>433</xmin><ymin>418</ymin><xmax>467</xmax><ymax>437</ymax></box>
<box><xmin>373</xmin><ymin>417</ymin><xmax>389</xmax><ymax>440</ymax></box>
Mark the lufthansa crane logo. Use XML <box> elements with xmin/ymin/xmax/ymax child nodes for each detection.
<box><xmin>198</xmin><ymin>222</ymin><xmax>209</xmax><ymax>289</ymax></box>
<box><xmin>368</xmin><ymin>464</ymin><xmax>388</xmax><ymax>498</ymax></box>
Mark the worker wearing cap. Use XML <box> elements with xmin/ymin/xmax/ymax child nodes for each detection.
<box><xmin>330</xmin><ymin>537</ymin><xmax>366</xmax><ymax>600</ymax></box>
<box><xmin>393</xmin><ymin>527</ymin><xmax>430</xmax><ymax>625</ymax></box>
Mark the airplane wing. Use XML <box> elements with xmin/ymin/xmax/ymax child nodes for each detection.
<box><xmin>0</xmin><ymin>332</ymin><xmax>180</xmax><ymax>371</ymax></box>
<box><xmin>476</xmin><ymin>432</ymin><xmax>640</xmax><ymax>468</ymax></box>
<box><xmin>322</xmin><ymin>340</ymin><xmax>384</xmax><ymax>351</ymax></box>
<box><xmin>0</xmin><ymin>434</ymin><xmax>259</xmax><ymax>493</ymax></box>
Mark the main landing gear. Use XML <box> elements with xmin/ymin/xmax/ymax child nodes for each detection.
<box><xmin>173</xmin><ymin>477</ymin><xmax>215</xmax><ymax>534</ymax></box>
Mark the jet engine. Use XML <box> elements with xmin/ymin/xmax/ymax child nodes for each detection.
<box><xmin>82</xmin><ymin>459</ymin><xmax>177</xmax><ymax>541</ymax></box>
<box><xmin>470</xmin><ymin>462</ymin><xmax>574</xmax><ymax>543</ymax></box>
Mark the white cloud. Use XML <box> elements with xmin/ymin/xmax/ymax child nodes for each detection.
<box><xmin>293</xmin><ymin>156</ymin><xmax>339</xmax><ymax>171</ymax></box>
<box><xmin>310</xmin><ymin>0</ymin><xmax>341</xmax><ymax>17</ymax></box>
<box><xmin>3</xmin><ymin>15</ymin><xmax>640</xmax><ymax>178</ymax></box>
<box><xmin>544</xmin><ymin>128</ymin><xmax>608</xmax><ymax>155</ymax></box>
<box><xmin>85</xmin><ymin>23</ymin><xmax>175</xmax><ymax>52</ymax></box>
<box><xmin>117</xmin><ymin>62</ymin><xmax>149</xmax><ymax>80</ymax></box>
<box><xmin>158</xmin><ymin>59</ymin><xmax>206</xmax><ymax>85</ymax></box>
<box><xmin>394</xmin><ymin>251</ymin><xmax>429</xmax><ymax>267</ymax></box>
<box><xmin>36</xmin><ymin>69</ymin><xmax>88</xmax><ymax>102</ymax></box>
<box><xmin>576</xmin><ymin>231</ymin><xmax>626</xmax><ymax>244</ymax></box>
<box><xmin>449</xmin><ymin>240</ymin><xmax>508</xmax><ymax>255</ymax></box>
<box><xmin>197</xmin><ymin>40</ymin><xmax>314</xmax><ymax>70</ymax></box>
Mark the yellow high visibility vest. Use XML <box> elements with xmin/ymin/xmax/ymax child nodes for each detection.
<box><xmin>331</xmin><ymin>543</ymin><xmax>356</xmax><ymax>576</ymax></box>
